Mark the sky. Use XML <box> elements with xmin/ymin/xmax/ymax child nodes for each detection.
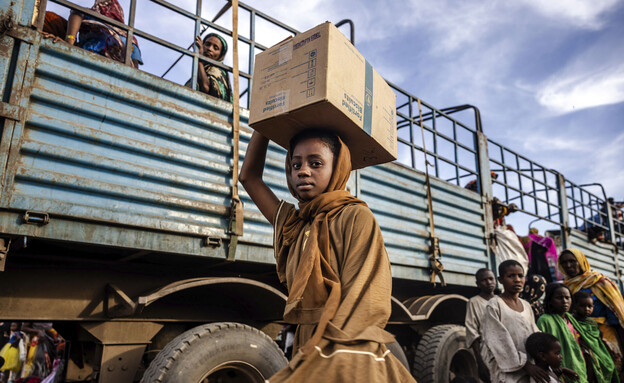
<box><xmin>47</xmin><ymin>0</ymin><xmax>624</xmax><ymax>233</ymax></box>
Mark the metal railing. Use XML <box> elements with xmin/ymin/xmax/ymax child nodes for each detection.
<box><xmin>486</xmin><ymin>139</ymin><xmax>562</xmax><ymax>226</ymax></box>
<box><xmin>566</xmin><ymin>181</ymin><xmax>609</xmax><ymax>233</ymax></box>
<box><xmin>391</xmin><ymin>81</ymin><xmax>481</xmax><ymax>189</ymax></box>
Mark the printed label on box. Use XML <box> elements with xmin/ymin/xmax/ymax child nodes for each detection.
<box><xmin>262</xmin><ymin>90</ymin><xmax>289</xmax><ymax>114</ymax></box>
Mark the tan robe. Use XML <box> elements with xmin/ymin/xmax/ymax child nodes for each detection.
<box><xmin>270</xmin><ymin>201</ymin><xmax>416</xmax><ymax>382</ymax></box>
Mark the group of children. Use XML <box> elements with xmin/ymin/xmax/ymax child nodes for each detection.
<box><xmin>467</xmin><ymin>261</ymin><xmax>619</xmax><ymax>383</ymax></box>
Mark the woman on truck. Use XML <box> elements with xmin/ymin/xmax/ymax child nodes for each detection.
<box><xmin>559</xmin><ymin>248</ymin><xmax>624</xmax><ymax>374</ymax></box>
<box><xmin>239</xmin><ymin>130</ymin><xmax>415</xmax><ymax>382</ymax></box>
<box><xmin>188</xmin><ymin>33</ymin><xmax>233</xmax><ymax>102</ymax></box>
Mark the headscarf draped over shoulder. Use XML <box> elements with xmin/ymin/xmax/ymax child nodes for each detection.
<box><xmin>276</xmin><ymin>135</ymin><xmax>367</xmax><ymax>355</ymax></box>
<box><xmin>559</xmin><ymin>248</ymin><xmax>624</xmax><ymax>327</ymax></box>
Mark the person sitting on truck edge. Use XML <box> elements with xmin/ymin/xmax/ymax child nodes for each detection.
<box><xmin>536</xmin><ymin>283</ymin><xmax>587</xmax><ymax>382</ymax></box>
<box><xmin>559</xmin><ymin>249</ymin><xmax>624</xmax><ymax>375</ymax></box>
<box><xmin>481</xmin><ymin>260</ymin><xmax>548</xmax><ymax>383</ymax></box>
<box><xmin>187</xmin><ymin>33</ymin><xmax>233</xmax><ymax>102</ymax></box>
<box><xmin>64</xmin><ymin>0</ymin><xmax>143</xmax><ymax>68</ymax></box>
<box><xmin>572</xmin><ymin>291</ymin><xmax>619</xmax><ymax>383</ymax></box>
<box><xmin>239</xmin><ymin>129</ymin><xmax>416</xmax><ymax>382</ymax></box>
<box><xmin>466</xmin><ymin>268</ymin><xmax>497</xmax><ymax>383</ymax></box>
<box><xmin>525</xmin><ymin>332</ymin><xmax>579</xmax><ymax>383</ymax></box>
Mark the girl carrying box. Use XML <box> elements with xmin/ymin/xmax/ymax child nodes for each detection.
<box><xmin>239</xmin><ymin>130</ymin><xmax>415</xmax><ymax>382</ymax></box>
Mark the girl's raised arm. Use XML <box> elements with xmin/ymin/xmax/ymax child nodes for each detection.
<box><xmin>239</xmin><ymin>131</ymin><xmax>280</xmax><ymax>225</ymax></box>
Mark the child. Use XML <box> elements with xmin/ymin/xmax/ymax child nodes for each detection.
<box><xmin>537</xmin><ymin>283</ymin><xmax>588</xmax><ymax>382</ymax></box>
<box><xmin>572</xmin><ymin>291</ymin><xmax>619</xmax><ymax>383</ymax></box>
<box><xmin>525</xmin><ymin>332</ymin><xmax>579</xmax><ymax>383</ymax></box>
<box><xmin>481</xmin><ymin>259</ymin><xmax>547</xmax><ymax>383</ymax></box>
<box><xmin>239</xmin><ymin>130</ymin><xmax>415</xmax><ymax>382</ymax></box>
<box><xmin>466</xmin><ymin>268</ymin><xmax>497</xmax><ymax>383</ymax></box>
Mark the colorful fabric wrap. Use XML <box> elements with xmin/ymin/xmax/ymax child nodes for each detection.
<box><xmin>559</xmin><ymin>248</ymin><xmax>624</xmax><ymax>328</ymax></box>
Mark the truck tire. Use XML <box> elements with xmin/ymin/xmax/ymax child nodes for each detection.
<box><xmin>413</xmin><ymin>324</ymin><xmax>477</xmax><ymax>383</ymax></box>
<box><xmin>140</xmin><ymin>322</ymin><xmax>288</xmax><ymax>383</ymax></box>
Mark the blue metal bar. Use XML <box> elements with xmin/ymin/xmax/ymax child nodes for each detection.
<box><xmin>191</xmin><ymin>0</ymin><xmax>201</xmax><ymax>91</ymax></box>
<box><xmin>453</xmin><ymin>121</ymin><xmax>459</xmax><ymax>186</ymax></box>
<box><xmin>408</xmin><ymin>95</ymin><xmax>415</xmax><ymax>168</ymax></box>
<box><xmin>248</xmin><ymin>9</ymin><xmax>256</xmax><ymax>109</ymax></box>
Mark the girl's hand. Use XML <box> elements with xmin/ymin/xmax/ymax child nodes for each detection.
<box><xmin>195</xmin><ymin>35</ymin><xmax>204</xmax><ymax>56</ymax></box>
<box><xmin>523</xmin><ymin>363</ymin><xmax>550</xmax><ymax>383</ymax></box>
<box><xmin>560</xmin><ymin>367</ymin><xmax>580</xmax><ymax>381</ymax></box>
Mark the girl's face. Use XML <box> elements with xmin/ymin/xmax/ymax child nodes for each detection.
<box><xmin>559</xmin><ymin>252</ymin><xmax>581</xmax><ymax>277</ymax></box>
<box><xmin>574</xmin><ymin>297</ymin><xmax>594</xmax><ymax>318</ymax></box>
<box><xmin>498</xmin><ymin>265</ymin><xmax>525</xmax><ymax>294</ymax></box>
<box><xmin>204</xmin><ymin>36</ymin><xmax>223</xmax><ymax>60</ymax></box>
<box><xmin>540</xmin><ymin>341</ymin><xmax>563</xmax><ymax>369</ymax></box>
<box><xmin>550</xmin><ymin>287</ymin><xmax>572</xmax><ymax>314</ymax></box>
<box><xmin>290</xmin><ymin>138</ymin><xmax>334</xmax><ymax>201</ymax></box>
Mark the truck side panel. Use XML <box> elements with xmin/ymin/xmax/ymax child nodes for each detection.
<box><xmin>360</xmin><ymin>163</ymin><xmax>488</xmax><ymax>287</ymax></box>
<box><xmin>0</xmin><ymin>38</ymin><xmax>246</xmax><ymax>257</ymax></box>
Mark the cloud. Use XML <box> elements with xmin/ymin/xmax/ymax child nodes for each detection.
<box><xmin>520</xmin><ymin>135</ymin><xmax>595</xmax><ymax>154</ymax></box>
<box><xmin>518</xmin><ymin>0</ymin><xmax>620</xmax><ymax>29</ymax></box>
<box><xmin>592</xmin><ymin>132</ymin><xmax>624</xmax><ymax>194</ymax></box>
<box><xmin>536</xmin><ymin>64</ymin><xmax>624</xmax><ymax>113</ymax></box>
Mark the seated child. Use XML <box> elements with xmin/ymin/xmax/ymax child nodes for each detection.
<box><xmin>572</xmin><ymin>291</ymin><xmax>619</xmax><ymax>383</ymax></box>
<box><xmin>525</xmin><ymin>332</ymin><xmax>579</xmax><ymax>383</ymax></box>
<box><xmin>537</xmin><ymin>283</ymin><xmax>588</xmax><ymax>382</ymax></box>
<box><xmin>481</xmin><ymin>260</ymin><xmax>546</xmax><ymax>383</ymax></box>
<box><xmin>465</xmin><ymin>268</ymin><xmax>497</xmax><ymax>383</ymax></box>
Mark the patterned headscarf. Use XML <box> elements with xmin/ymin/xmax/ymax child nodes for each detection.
<box><xmin>92</xmin><ymin>0</ymin><xmax>125</xmax><ymax>23</ymax></box>
<box><xmin>559</xmin><ymin>248</ymin><xmax>624</xmax><ymax>327</ymax></box>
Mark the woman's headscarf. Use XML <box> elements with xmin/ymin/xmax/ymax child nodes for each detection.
<box><xmin>276</xmin><ymin>135</ymin><xmax>366</xmax><ymax>356</ymax></box>
<box><xmin>91</xmin><ymin>0</ymin><xmax>124</xmax><ymax>23</ymax></box>
<box><xmin>559</xmin><ymin>248</ymin><xmax>624</xmax><ymax>327</ymax></box>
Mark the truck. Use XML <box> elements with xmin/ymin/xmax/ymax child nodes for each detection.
<box><xmin>0</xmin><ymin>0</ymin><xmax>622</xmax><ymax>382</ymax></box>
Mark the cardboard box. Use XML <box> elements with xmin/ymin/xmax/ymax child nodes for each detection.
<box><xmin>249</xmin><ymin>22</ymin><xmax>397</xmax><ymax>169</ymax></box>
